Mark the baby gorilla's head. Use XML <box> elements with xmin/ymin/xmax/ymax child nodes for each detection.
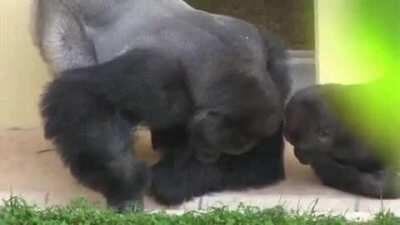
<box><xmin>284</xmin><ymin>84</ymin><xmax>346</xmax><ymax>164</ymax></box>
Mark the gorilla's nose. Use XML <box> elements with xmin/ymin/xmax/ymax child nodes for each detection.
<box><xmin>195</xmin><ymin>150</ymin><xmax>220</xmax><ymax>164</ymax></box>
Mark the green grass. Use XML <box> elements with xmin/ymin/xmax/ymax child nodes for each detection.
<box><xmin>0</xmin><ymin>197</ymin><xmax>399</xmax><ymax>225</ymax></box>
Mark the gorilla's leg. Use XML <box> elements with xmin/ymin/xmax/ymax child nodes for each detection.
<box><xmin>312</xmin><ymin>156</ymin><xmax>400</xmax><ymax>199</ymax></box>
<box><xmin>149</xmin><ymin>127</ymin><xmax>285</xmax><ymax>205</ymax></box>
<box><xmin>41</xmin><ymin>86</ymin><xmax>148</xmax><ymax>211</ymax></box>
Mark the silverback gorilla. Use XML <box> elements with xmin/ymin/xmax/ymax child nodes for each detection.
<box><xmin>32</xmin><ymin>0</ymin><xmax>291</xmax><ymax>209</ymax></box>
<box><xmin>284</xmin><ymin>84</ymin><xmax>400</xmax><ymax>198</ymax></box>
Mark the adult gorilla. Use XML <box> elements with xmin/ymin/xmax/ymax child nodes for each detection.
<box><xmin>32</xmin><ymin>0</ymin><xmax>291</xmax><ymax>209</ymax></box>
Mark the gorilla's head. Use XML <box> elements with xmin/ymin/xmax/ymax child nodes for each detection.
<box><xmin>187</xmin><ymin>68</ymin><xmax>284</xmax><ymax>163</ymax></box>
<box><xmin>190</xmin><ymin>104</ymin><xmax>282</xmax><ymax>163</ymax></box>
<box><xmin>284</xmin><ymin>84</ymin><xmax>345</xmax><ymax>164</ymax></box>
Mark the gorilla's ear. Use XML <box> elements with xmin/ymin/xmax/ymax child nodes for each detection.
<box><xmin>188</xmin><ymin>110</ymin><xmax>224</xmax><ymax>163</ymax></box>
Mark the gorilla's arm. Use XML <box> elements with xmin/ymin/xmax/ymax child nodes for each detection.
<box><xmin>40</xmin><ymin>48</ymin><xmax>192</xmax><ymax>210</ymax></box>
<box><xmin>328</xmin><ymin>144</ymin><xmax>384</xmax><ymax>173</ymax></box>
<box><xmin>41</xmin><ymin>74</ymin><xmax>149</xmax><ymax>211</ymax></box>
<box><xmin>311</xmin><ymin>155</ymin><xmax>399</xmax><ymax>199</ymax></box>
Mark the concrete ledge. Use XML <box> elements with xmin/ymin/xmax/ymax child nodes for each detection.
<box><xmin>287</xmin><ymin>50</ymin><xmax>316</xmax><ymax>96</ymax></box>
<box><xmin>287</xmin><ymin>50</ymin><xmax>315</xmax><ymax>58</ymax></box>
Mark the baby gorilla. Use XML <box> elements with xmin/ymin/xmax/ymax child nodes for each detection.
<box><xmin>284</xmin><ymin>84</ymin><xmax>400</xmax><ymax>199</ymax></box>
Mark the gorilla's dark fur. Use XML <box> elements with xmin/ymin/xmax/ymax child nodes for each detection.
<box><xmin>284</xmin><ymin>84</ymin><xmax>399</xmax><ymax>199</ymax></box>
<box><xmin>35</xmin><ymin>0</ymin><xmax>291</xmax><ymax>209</ymax></box>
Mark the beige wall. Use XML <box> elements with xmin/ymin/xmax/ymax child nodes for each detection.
<box><xmin>315</xmin><ymin>0</ymin><xmax>350</xmax><ymax>84</ymax></box>
<box><xmin>0</xmin><ymin>0</ymin><xmax>50</xmax><ymax>129</ymax></box>
<box><xmin>315</xmin><ymin>0</ymin><xmax>381</xmax><ymax>84</ymax></box>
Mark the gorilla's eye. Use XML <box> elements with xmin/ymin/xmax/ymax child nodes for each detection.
<box><xmin>318</xmin><ymin>129</ymin><xmax>331</xmax><ymax>139</ymax></box>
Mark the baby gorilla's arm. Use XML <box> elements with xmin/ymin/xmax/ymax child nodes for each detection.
<box><xmin>311</xmin><ymin>155</ymin><xmax>400</xmax><ymax>198</ymax></box>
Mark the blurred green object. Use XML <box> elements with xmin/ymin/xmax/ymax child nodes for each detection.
<box><xmin>316</xmin><ymin>0</ymin><xmax>400</xmax><ymax>166</ymax></box>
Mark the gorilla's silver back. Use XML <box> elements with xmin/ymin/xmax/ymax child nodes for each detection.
<box><xmin>31</xmin><ymin>0</ymin><xmax>270</xmax><ymax>103</ymax></box>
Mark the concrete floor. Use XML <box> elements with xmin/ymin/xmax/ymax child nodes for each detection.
<box><xmin>1</xmin><ymin>128</ymin><xmax>399</xmax><ymax>218</ymax></box>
